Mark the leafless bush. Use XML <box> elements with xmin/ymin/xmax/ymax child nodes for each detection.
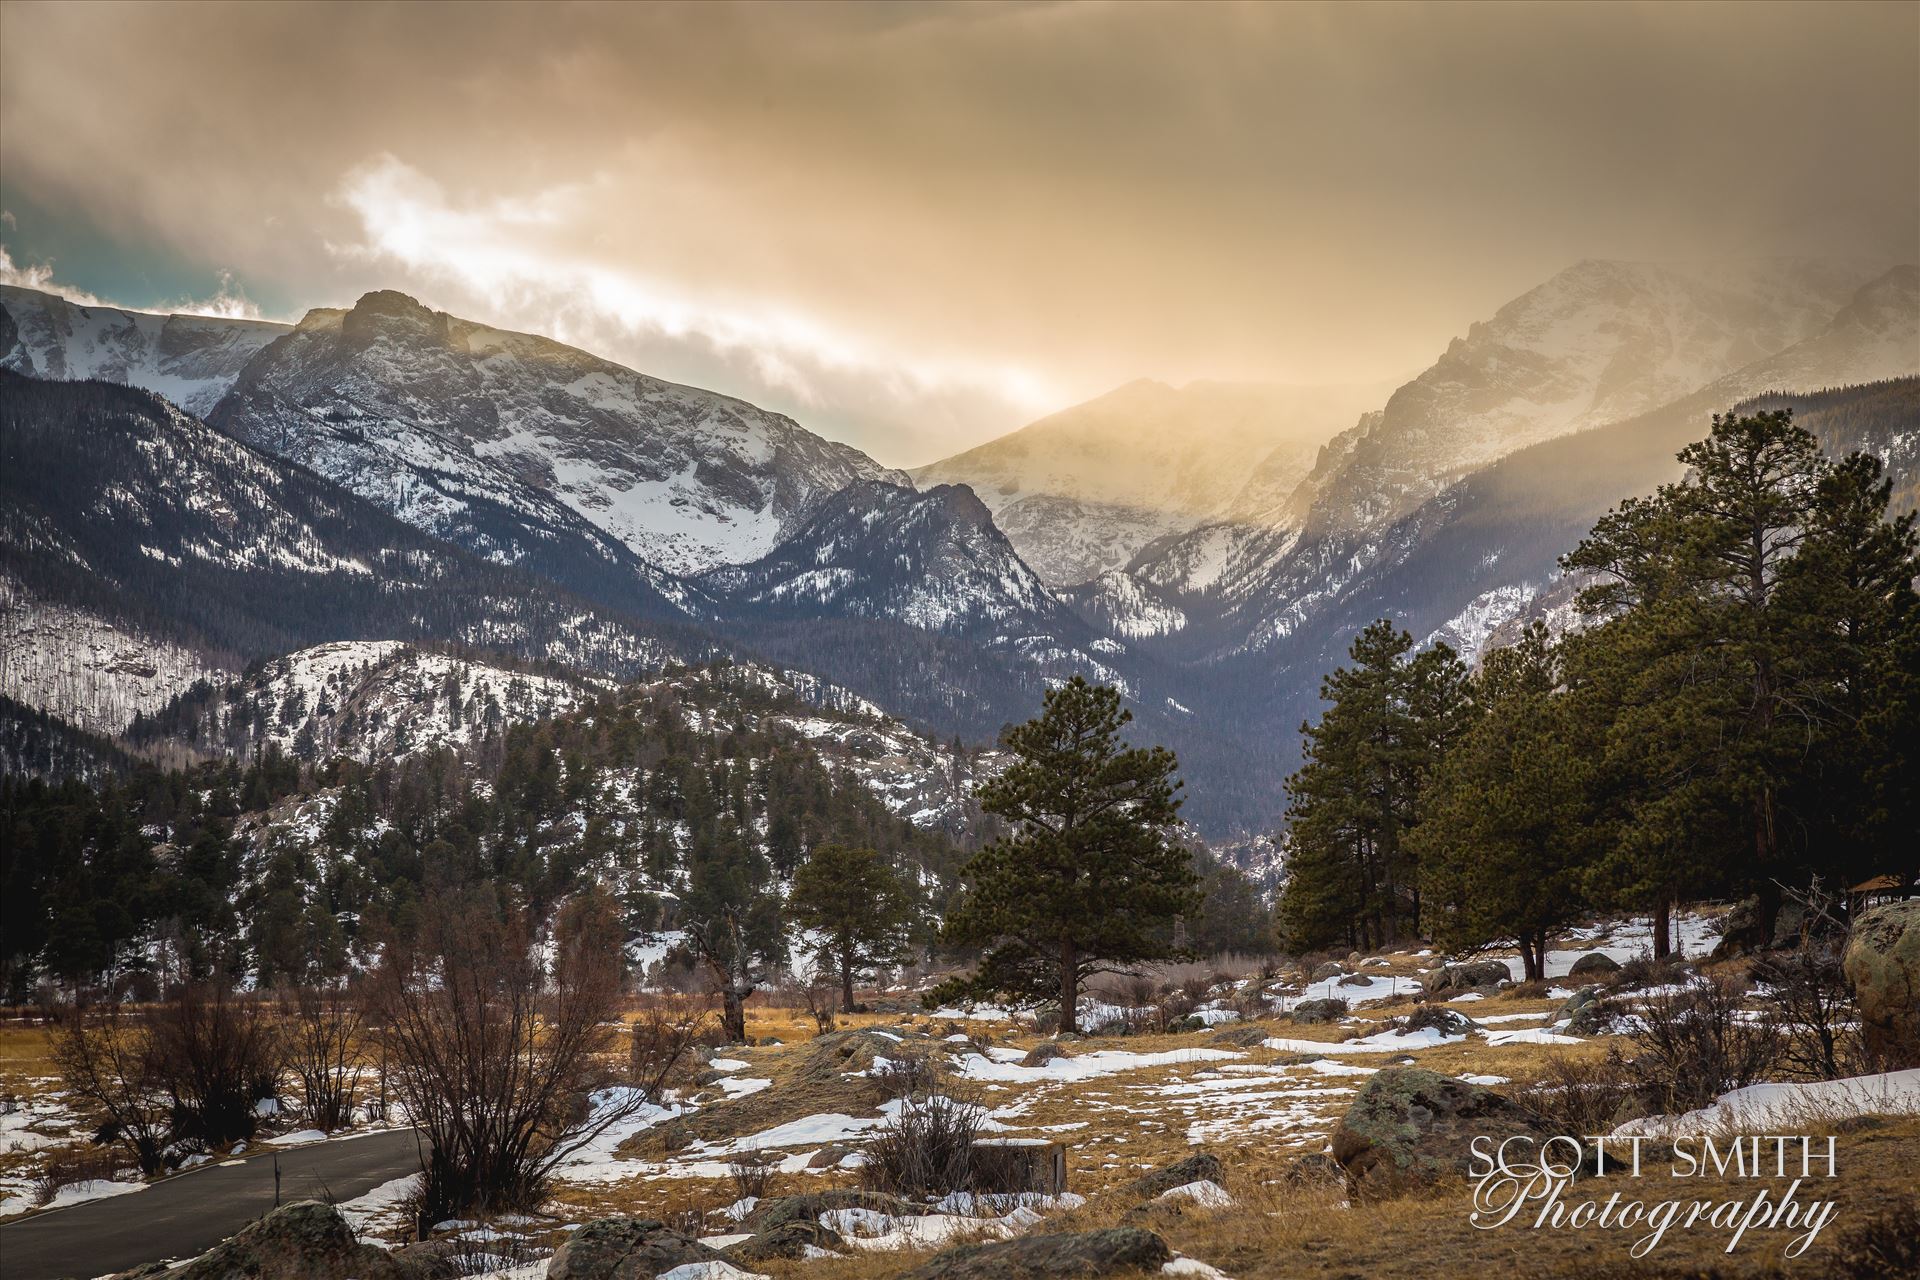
<box><xmin>146</xmin><ymin>984</ymin><xmax>284</xmax><ymax>1150</ymax></box>
<box><xmin>31</xmin><ymin>1147</ymin><xmax>122</xmax><ymax>1206</ymax></box>
<box><xmin>1508</xmin><ymin>1052</ymin><xmax>1638</xmax><ymax>1133</ymax></box>
<box><xmin>729</xmin><ymin>1149</ymin><xmax>775</xmax><ymax>1200</ymax></box>
<box><xmin>374</xmin><ymin>887</ymin><xmax>641</xmax><ymax>1221</ymax></box>
<box><xmin>860</xmin><ymin>1092</ymin><xmax>984</xmax><ymax>1198</ymax></box>
<box><xmin>629</xmin><ymin>993</ymin><xmax>714</xmax><ymax>1103</ymax></box>
<box><xmin>1621</xmin><ymin>976</ymin><xmax>1779</xmax><ymax>1113</ymax></box>
<box><xmin>800</xmin><ymin>981</ymin><xmax>839</xmax><ymax>1035</ymax></box>
<box><xmin>52</xmin><ymin>1003</ymin><xmax>171</xmax><ymax>1175</ymax></box>
<box><xmin>280</xmin><ymin>983</ymin><xmax>365</xmax><ymax>1131</ymax></box>
<box><xmin>871</xmin><ymin>1047</ymin><xmax>943</xmax><ymax>1100</ymax></box>
<box><xmin>1612</xmin><ymin>955</ymin><xmax>1690</xmax><ymax>992</ymax></box>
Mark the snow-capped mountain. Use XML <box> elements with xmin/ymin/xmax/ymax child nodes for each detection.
<box><xmin>1073</xmin><ymin>259</ymin><xmax>1901</xmax><ymax>655</ymax></box>
<box><xmin>0</xmin><ymin>373</ymin><xmax>682</xmax><ymax>734</ymax></box>
<box><xmin>699</xmin><ymin>480</ymin><xmax>1151</xmax><ymax>742</ymax></box>
<box><xmin>127</xmin><ymin>641</ymin><xmax>597</xmax><ymax>763</ymax></box>
<box><xmin>912</xmin><ymin>378</ymin><xmax>1379</xmax><ymax>585</ymax></box>
<box><xmin>0</xmin><ymin>285</ymin><xmax>289</xmax><ymax>417</ymax></box>
<box><xmin>705</xmin><ymin>481</ymin><xmax>1067</xmax><ymax>635</ymax></box>
<box><xmin>208</xmin><ymin>289</ymin><xmax>906</xmax><ymax>577</ymax></box>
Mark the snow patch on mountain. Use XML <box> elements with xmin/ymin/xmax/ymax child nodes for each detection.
<box><xmin>0</xmin><ymin>574</ymin><xmax>227</xmax><ymax>735</ymax></box>
<box><xmin>0</xmin><ymin>285</ymin><xmax>288</xmax><ymax>416</ymax></box>
<box><xmin>212</xmin><ymin>291</ymin><xmax>905</xmax><ymax>576</ymax></box>
<box><xmin>139</xmin><ymin>642</ymin><xmax>596</xmax><ymax>762</ymax></box>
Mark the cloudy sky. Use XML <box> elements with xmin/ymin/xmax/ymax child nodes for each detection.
<box><xmin>2</xmin><ymin>1</ymin><xmax>1914</xmax><ymax>465</ymax></box>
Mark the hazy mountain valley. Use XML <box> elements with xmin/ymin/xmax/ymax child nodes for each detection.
<box><xmin>5</xmin><ymin>255</ymin><xmax>1917</xmax><ymax>836</ymax></box>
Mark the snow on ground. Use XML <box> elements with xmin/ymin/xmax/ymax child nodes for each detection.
<box><xmin>29</xmin><ymin>1177</ymin><xmax>147</xmax><ymax>1212</ymax></box>
<box><xmin>1616</xmin><ymin>1069</ymin><xmax>1920</xmax><ymax>1138</ymax></box>
<box><xmin>1289</xmin><ymin>972</ymin><xmax>1422</xmax><ymax>1007</ymax></box>
<box><xmin>958</xmin><ymin>1046</ymin><xmax>1243</xmax><ymax>1083</ymax></box>
<box><xmin>1494</xmin><ymin>913</ymin><xmax>1721</xmax><ymax>982</ymax></box>
<box><xmin>552</xmin><ymin>1088</ymin><xmax>681</xmax><ymax>1185</ymax></box>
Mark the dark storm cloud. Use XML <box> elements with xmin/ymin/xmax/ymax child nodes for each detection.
<box><xmin>1</xmin><ymin>0</ymin><xmax>1913</xmax><ymax>462</ymax></box>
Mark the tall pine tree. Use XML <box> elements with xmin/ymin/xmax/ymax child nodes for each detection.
<box><xmin>934</xmin><ymin>678</ymin><xmax>1190</xmax><ymax>1033</ymax></box>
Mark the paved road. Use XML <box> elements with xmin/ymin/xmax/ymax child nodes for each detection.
<box><xmin>0</xmin><ymin>1128</ymin><xmax>423</xmax><ymax>1280</ymax></box>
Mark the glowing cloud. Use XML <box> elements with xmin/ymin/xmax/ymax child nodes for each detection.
<box><xmin>330</xmin><ymin>156</ymin><xmax>1058</xmax><ymax>435</ymax></box>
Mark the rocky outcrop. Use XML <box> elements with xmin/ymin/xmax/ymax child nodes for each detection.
<box><xmin>1568</xmin><ymin>951</ymin><xmax>1622</xmax><ymax>978</ymax></box>
<box><xmin>1398</xmin><ymin>1005</ymin><xmax>1478</xmax><ymax>1037</ymax></box>
<box><xmin>118</xmin><ymin>1201</ymin><xmax>408</xmax><ymax>1280</ymax></box>
<box><xmin>1423</xmin><ymin>962</ymin><xmax>1511</xmax><ymax>994</ymax></box>
<box><xmin>545</xmin><ymin>1217</ymin><xmax>722</xmax><ymax>1280</ymax></box>
<box><xmin>1331</xmin><ymin>1068</ymin><xmax>1557</xmax><ymax>1196</ymax></box>
<box><xmin>1290</xmin><ymin>998</ymin><xmax>1348</xmax><ymax>1024</ymax></box>
<box><xmin>722</xmin><ymin>1218</ymin><xmax>846</xmax><ymax>1263</ymax></box>
<box><xmin>1123</xmin><ymin>1151</ymin><xmax>1225</xmax><ymax>1200</ymax></box>
<box><xmin>902</xmin><ymin>1227</ymin><xmax>1172</xmax><ymax>1279</ymax></box>
<box><xmin>739</xmin><ymin>1189</ymin><xmax>927</xmax><ymax>1233</ymax></box>
<box><xmin>1843</xmin><ymin>900</ymin><xmax>1920</xmax><ymax>1064</ymax></box>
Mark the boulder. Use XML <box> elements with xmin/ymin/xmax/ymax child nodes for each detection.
<box><xmin>1843</xmin><ymin>900</ymin><xmax>1920</xmax><ymax>1065</ymax></box>
<box><xmin>134</xmin><ymin>1201</ymin><xmax>408</xmax><ymax>1280</ymax></box>
<box><xmin>545</xmin><ymin>1217</ymin><xmax>722</xmax><ymax>1280</ymax></box>
<box><xmin>1290</xmin><ymin>997</ymin><xmax>1348</xmax><ymax>1024</ymax></box>
<box><xmin>1568</xmin><ymin>951</ymin><xmax>1622</xmax><ymax>978</ymax></box>
<box><xmin>1330</xmin><ymin>1067</ymin><xmax>1557</xmax><ymax>1196</ymax></box>
<box><xmin>806</xmin><ymin>1143</ymin><xmax>854</xmax><ymax>1169</ymax></box>
<box><xmin>1209</xmin><ymin>1025</ymin><xmax>1270</xmax><ymax>1048</ymax></box>
<box><xmin>1020</xmin><ymin>1041</ymin><xmax>1067</xmax><ymax>1067</ymax></box>
<box><xmin>1309</xmin><ymin>961</ymin><xmax>1345</xmax><ymax>981</ymax></box>
<box><xmin>1769</xmin><ymin>899</ymin><xmax>1810</xmax><ymax>950</ymax></box>
<box><xmin>723</xmin><ymin>1218</ymin><xmax>846</xmax><ymax>1263</ymax></box>
<box><xmin>902</xmin><ymin>1227</ymin><xmax>1171</xmax><ymax>1280</ymax></box>
<box><xmin>1559</xmin><ymin>985</ymin><xmax>1621</xmax><ymax>1035</ymax></box>
<box><xmin>1423</xmin><ymin>961</ymin><xmax>1511</xmax><ymax>994</ymax></box>
<box><xmin>1397</xmin><ymin>1005</ymin><xmax>1477</xmax><ymax>1037</ymax></box>
<box><xmin>1123</xmin><ymin>1151</ymin><xmax>1225</xmax><ymax>1200</ymax></box>
<box><xmin>1710</xmin><ymin>896</ymin><xmax>1769</xmax><ymax>959</ymax></box>
<box><xmin>1336</xmin><ymin>973</ymin><xmax>1375</xmax><ymax>988</ymax></box>
<box><xmin>740</xmin><ymin>1189</ymin><xmax>925</xmax><ymax>1233</ymax></box>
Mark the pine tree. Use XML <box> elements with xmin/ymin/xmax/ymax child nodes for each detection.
<box><xmin>934</xmin><ymin>678</ymin><xmax>1190</xmax><ymax>1033</ymax></box>
<box><xmin>789</xmin><ymin>843</ymin><xmax>912</xmax><ymax>1012</ymax></box>
<box><xmin>1413</xmin><ymin>625</ymin><xmax>1591</xmax><ymax>979</ymax></box>
<box><xmin>1276</xmin><ymin>621</ymin><xmax>1471</xmax><ymax>951</ymax></box>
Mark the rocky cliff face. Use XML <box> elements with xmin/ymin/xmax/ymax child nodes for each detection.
<box><xmin>209</xmin><ymin>290</ymin><xmax>906</xmax><ymax>578</ymax></box>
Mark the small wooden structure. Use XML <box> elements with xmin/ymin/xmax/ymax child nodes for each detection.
<box><xmin>970</xmin><ymin>1137</ymin><xmax>1067</xmax><ymax>1196</ymax></box>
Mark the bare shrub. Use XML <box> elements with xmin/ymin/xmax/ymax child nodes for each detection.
<box><xmin>280</xmin><ymin>982</ymin><xmax>365</xmax><ymax>1131</ymax></box>
<box><xmin>1822</xmin><ymin>1199</ymin><xmax>1920</xmax><ymax>1280</ymax></box>
<box><xmin>871</xmin><ymin>1047</ymin><xmax>942</xmax><ymax>1100</ymax></box>
<box><xmin>629</xmin><ymin>993</ymin><xmax>714</xmax><ymax>1103</ymax></box>
<box><xmin>729</xmin><ymin>1149</ymin><xmax>774</xmax><ymax>1200</ymax></box>
<box><xmin>1612</xmin><ymin>955</ymin><xmax>1689</xmax><ymax>991</ymax></box>
<box><xmin>374</xmin><ymin>886</ymin><xmax>641</xmax><ymax>1221</ymax></box>
<box><xmin>147</xmin><ymin>985</ymin><xmax>284</xmax><ymax>1150</ymax></box>
<box><xmin>1621</xmin><ymin>976</ymin><xmax>1779</xmax><ymax>1113</ymax></box>
<box><xmin>52</xmin><ymin>1003</ymin><xmax>171</xmax><ymax>1175</ymax></box>
<box><xmin>1508</xmin><ymin>1053</ymin><xmax>1638</xmax><ymax>1133</ymax></box>
<box><xmin>860</xmin><ymin>1092</ymin><xmax>984</xmax><ymax>1198</ymax></box>
<box><xmin>800</xmin><ymin>980</ymin><xmax>839</xmax><ymax>1035</ymax></box>
<box><xmin>31</xmin><ymin>1147</ymin><xmax>121</xmax><ymax>1206</ymax></box>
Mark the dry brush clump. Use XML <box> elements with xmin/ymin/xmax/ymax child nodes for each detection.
<box><xmin>278</xmin><ymin>982</ymin><xmax>366</xmax><ymax>1131</ymax></box>
<box><xmin>1609</xmin><ymin>975</ymin><xmax>1779</xmax><ymax>1114</ymax></box>
<box><xmin>860</xmin><ymin>1050</ymin><xmax>986</xmax><ymax>1199</ymax></box>
<box><xmin>373</xmin><ymin>885</ymin><xmax>641</xmax><ymax>1223</ymax></box>
<box><xmin>628</xmin><ymin>991</ymin><xmax>717</xmax><ymax>1103</ymax></box>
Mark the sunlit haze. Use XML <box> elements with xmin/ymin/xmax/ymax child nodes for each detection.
<box><xmin>2</xmin><ymin>0</ymin><xmax>1913</xmax><ymax>464</ymax></box>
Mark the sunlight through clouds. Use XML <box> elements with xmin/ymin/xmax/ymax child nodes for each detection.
<box><xmin>329</xmin><ymin>155</ymin><xmax>1059</xmax><ymax>448</ymax></box>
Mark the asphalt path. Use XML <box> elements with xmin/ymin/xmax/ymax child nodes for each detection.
<box><xmin>0</xmin><ymin>1128</ymin><xmax>422</xmax><ymax>1280</ymax></box>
